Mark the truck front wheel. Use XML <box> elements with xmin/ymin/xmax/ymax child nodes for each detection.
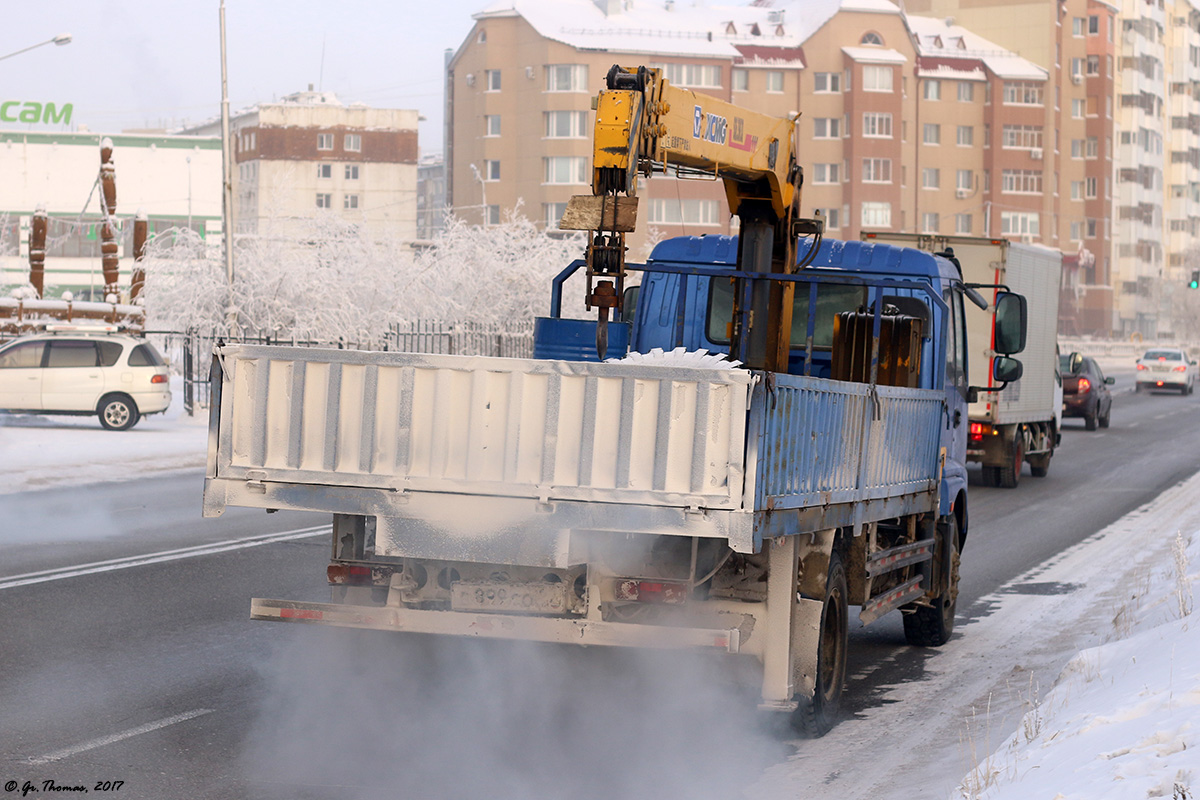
<box><xmin>792</xmin><ymin>552</ymin><xmax>848</xmax><ymax>737</ymax></box>
<box><xmin>903</xmin><ymin>515</ymin><xmax>960</xmax><ymax>647</ymax></box>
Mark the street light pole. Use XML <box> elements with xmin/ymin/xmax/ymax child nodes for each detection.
<box><xmin>0</xmin><ymin>33</ymin><xmax>72</xmax><ymax>62</ymax></box>
<box><xmin>219</xmin><ymin>0</ymin><xmax>236</xmax><ymax>329</ymax></box>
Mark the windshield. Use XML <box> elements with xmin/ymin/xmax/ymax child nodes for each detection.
<box><xmin>1141</xmin><ymin>350</ymin><xmax>1182</xmax><ymax>361</ymax></box>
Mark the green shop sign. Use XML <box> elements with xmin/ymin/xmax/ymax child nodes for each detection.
<box><xmin>0</xmin><ymin>101</ymin><xmax>73</xmax><ymax>125</ymax></box>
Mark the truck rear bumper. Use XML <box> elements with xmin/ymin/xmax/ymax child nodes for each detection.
<box><xmin>250</xmin><ymin>597</ymin><xmax>744</xmax><ymax>654</ymax></box>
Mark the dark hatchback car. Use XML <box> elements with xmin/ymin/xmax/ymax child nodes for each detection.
<box><xmin>1060</xmin><ymin>353</ymin><xmax>1114</xmax><ymax>431</ymax></box>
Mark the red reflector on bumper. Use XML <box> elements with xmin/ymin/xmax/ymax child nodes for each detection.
<box><xmin>280</xmin><ymin>608</ymin><xmax>324</xmax><ymax>620</ymax></box>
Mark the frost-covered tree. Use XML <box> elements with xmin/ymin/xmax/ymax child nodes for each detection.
<box><xmin>140</xmin><ymin>210</ymin><xmax>590</xmax><ymax>341</ymax></box>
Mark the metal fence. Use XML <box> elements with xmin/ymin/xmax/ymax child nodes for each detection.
<box><xmin>173</xmin><ymin>320</ymin><xmax>535</xmax><ymax>416</ymax></box>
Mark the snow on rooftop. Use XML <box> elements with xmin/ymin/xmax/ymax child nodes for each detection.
<box><xmin>840</xmin><ymin>46</ymin><xmax>907</xmax><ymax>64</ymax></box>
<box><xmin>907</xmin><ymin>14</ymin><xmax>1047</xmax><ymax>81</ymax></box>
<box><xmin>469</xmin><ymin>0</ymin><xmax>899</xmax><ymax>60</ymax></box>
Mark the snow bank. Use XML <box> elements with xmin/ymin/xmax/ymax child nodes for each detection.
<box><xmin>610</xmin><ymin>347</ymin><xmax>741</xmax><ymax>369</ymax></box>
<box><xmin>958</xmin><ymin>495</ymin><xmax>1200</xmax><ymax>799</ymax></box>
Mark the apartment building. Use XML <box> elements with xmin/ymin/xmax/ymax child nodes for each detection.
<box><xmin>450</xmin><ymin>0</ymin><xmax>1086</xmax><ymax>275</ymax></box>
<box><xmin>1163</xmin><ymin>0</ymin><xmax>1200</xmax><ymax>336</ymax></box>
<box><xmin>182</xmin><ymin>88</ymin><xmax>419</xmax><ymax>243</ymax></box>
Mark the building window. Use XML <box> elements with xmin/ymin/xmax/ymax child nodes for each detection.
<box><xmin>862</xmin><ymin>158</ymin><xmax>892</xmax><ymax>183</ymax></box>
<box><xmin>316</xmin><ymin>193</ymin><xmax>332</xmax><ymax>209</ymax></box>
<box><xmin>647</xmin><ymin>198</ymin><xmax>721</xmax><ymax>225</ymax></box>
<box><xmin>816</xmin><ymin>207</ymin><xmax>840</xmax><ymax>229</ymax></box>
<box><xmin>861</xmin><ymin>201</ymin><xmax>891</xmax><ymax>227</ymax></box>
<box><xmin>485</xmin><ymin>115</ymin><xmax>501</xmax><ymax>136</ymax></box>
<box><xmin>486</xmin><ymin>205</ymin><xmax>500</xmax><ymax>225</ymax></box>
<box><xmin>923</xmin><ymin>123</ymin><xmax>940</xmax><ymax>145</ymax></box>
<box><xmin>766</xmin><ymin>71</ymin><xmax>784</xmax><ymax>93</ymax></box>
<box><xmin>544</xmin><ymin>110</ymin><xmax>588</xmax><ymax>138</ymax></box>
<box><xmin>345</xmin><ymin>164</ymin><xmax>359</xmax><ymax>180</ymax></box>
<box><xmin>921</xmin><ymin>212</ymin><xmax>939</xmax><ymax>232</ymax></box>
<box><xmin>862</xmin><ymin>112</ymin><xmax>893</xmax><ymax>138</ymax></box>
<box><xmin>543</xmin><ymin>202</ymin><xmax>568</xmax><ymax>228</ymax></box>
<box><xmin>1071</xmin><ymin>181</ymin><xmax>1084</xmax><ymax>200</ymax></box>
<box><xmin>1085</xmin><ymin>136</ymin><xmax>1098</xmax><ymax>158</ymax></box>
<box><xmin>732</xmin><ymin>68</ymin><xmax>749</xmax><ymax>92</ymax></box>
<box><xmin>1071</xmin><ymin>139</ymin><xmax>1084</xmax><ymax>158</ymax></box>
<box><xmin>957</xmin><ymin>125</ymin><xmax>974</xmax><ymax>146</ymax></box>
<box><xmin>1000</xmin><ymin>211</ymin><xmax>1039</xmax><ymax>236</ymax></box>
<box><xmin>813</xmin><ymin>163</ymin><xmax>840</xmax><ymax>184</ymax></box>
<box><xmin>1070</xmin><ymin>57</ymin><xmax>1085</xmax><ymax>79</ymax></box>
<box><xmin>1070</xmin><ymin>220</ymin><xmax>1083</xmax><ymax>240</ymax></box>
<box><xmin>1072</xmin><ymin>17</ymin><xmax>1085</xmax><ymax>35</ymax></box>
<box><xmin>957</xmin><ymin>81</ymin><xmax>974</xmax><ymax>102</ymax></box>
<box><xmin>1001</xmin><ymin>169</ymin><xmax>1043</xmax><ymax>194</ymax></box>
<box><xmin>1085</xmin><ymin>176</ymin><xmax>1098</xmax><ymax>198</ymax></box>
<box><xmin>652</xmin><ymin>63</ymin><xmax>722</xmax><ymax>88</ymax></box>
<box><xmin>1001</xmin><ymin>125</ymin><xmax>1043</xmax><ymax>149</ymax></box>
<box><xmin>955</xmin><ymin>213</ymin><xmax>972</xmax><ymax>234</ymax></box>
<box><xmin>814</xmin><ymin>72</ymin><xmax>841</xmax><ymax>92</ymax></box>
<box><xmin>1087</xmin><ymin>218</ymin><xmax>1098</xmax><ymax>237</ymax></box>
<box><xmin>924</xmin><ymin>80</ymin><xmax>941</xmax><ymax>100</ymax></box>
<box><xmin>545</xmin><ymin>64</ymin><xmax>589</xmax><ymax>92</ymax></box>
<box><xmin>1071</xmin><ymin>98</ymin><xmax>1085</xmax><ymax>118</ymax></box>
<box><xmin>1089</xmin><ymin>15</ymin><xmax>1100</xmax><ymax>34</ymax></box>
<box><xmin>344</xmin><ymin>194</ymin><xmax>359</xmax><ymax>210</ymax></box>
<box><xmin>484</xmin><ymin>160</ymin><xmax>500</xmax><ymax>181</ymax></box>
<box><xmin>813</xmin><ymin>118</ymin><xmax>841</xmax><ymax>139</ymax></box>
<box><xmin>317</xmin><ymin>133</ymin><xmax>334</xmax><ymax>151</ymax></box>
<box><xmin>1003</xmin><ymin>82</ymin><xmax>1043</xmax><ymax>105</ymax></box>
<box><xmin>860</xmin><ymin>32</ymin><xmax>884</xmax><ymax>46</ymax></box>
<box><xmin>1086</xmin><ymin>55</ymin><xmax>1100</xmax><ymax>75</ymax></box>
<box><xmin>317</xmin><ymin>163</ymin><xmax>332</xmax><ymax>179</ymax></box>
<box><xmin>543</xmin><ymin>156</ymin><xmax>588</xmax><ymax>184</ymax></box>
<box><xmin>486</xmin><ymin>69</ymin><xmax>501</xmax><ymax>91</ymax></box>
<box><xmin>922</xmin><ymin>168</ymin><xmax>940</xmax><ymax>189</ymax></box>
<box><xmin>957</xmin><ymin>169</ymin><xmax>973</xmax><ymax>191</ymax></box>
<box><xmin>862</xmin><ymin>65</ymin><xmax>893</xmax><ymax>92</ymax></box>
<box><xmin>345</xmin><ymin>134</ymin><xmax>362</xmax><ymax>152</ymax></box>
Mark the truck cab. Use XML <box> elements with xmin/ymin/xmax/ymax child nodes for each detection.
<box><xmin>626</xmin><ymin>234</ymin><xmax>975</xmax><ymax>521</ymax></box>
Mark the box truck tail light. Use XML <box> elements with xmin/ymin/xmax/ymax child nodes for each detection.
<box><xmin>1077</xmin><ymin>377</ymin><xmax>1091</xmax><ymax>393</ymax></box>
<box><xmin>968</xmin><ymin>422</ymin><xmax>985</xmax><ymax>442</ymax></box>
<box><xmin>150</xmin><ymin>374</ymin><xmax>168</xmax><ymax>384</ymax></box>
<box><xmin>615</xmin><ymin>579</ymin><xmax>687</xmax><ymax>604</ymax></box>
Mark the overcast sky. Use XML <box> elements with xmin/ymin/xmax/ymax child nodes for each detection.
<box><xmin>2</xmin><ymin>1</ymin><xmax>489</xmax><ymax>154</ymax></box>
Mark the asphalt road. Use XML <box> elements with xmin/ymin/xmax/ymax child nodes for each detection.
<box><xmin>1</xmin><ymin>366</ymin><xmax>1198</xmax><ymax>799</ymax></box>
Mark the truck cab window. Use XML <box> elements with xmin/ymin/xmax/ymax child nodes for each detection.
<box><xmin>706</xmin><ymin>278</ymin><xmax>862</xmax><ymax>349</ymax></box>
<box><xmin>945</xmin><ymin>289</ymin><xmax>968</xmax><ymax>395</ymax></box>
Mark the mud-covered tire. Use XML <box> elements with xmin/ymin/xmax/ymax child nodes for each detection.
<box><xmin>996</xmin><ymin>434</ymin><xmax>1023</xmax><ymax>488</ymax></box>
<box><xmin>792</xmin><ymin>552</ymin><xmax>849</xmax><ymax>738</ymax></box>
<box><xmin>979</xmin><ymin>466</ymin><xmax>999</xmax><ymax>487</ymax></box>
<box><xmin>904</xmin><ymin>515</ymin><xmax>960</xmax><ymax>647</ymax></box>
<box><xmin>1029</xmin><ymin>454</ymin><xmax>1050</xmax><ymax>478</ymax></box>
<box><xmin>98</xmin><ymin>394</ymin><xmax>140</xmax><ymax>431</ymax></box>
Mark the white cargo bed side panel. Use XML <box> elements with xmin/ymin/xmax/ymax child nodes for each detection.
<box><xmin>958</xmin><ymin>242</ymin><xmax>1062</xmax><ymax>425</ymax></box>
<box><xmin>214</xmin><ymin>346</ymin><xmax>753</xmax><ymax>510</ymax></box>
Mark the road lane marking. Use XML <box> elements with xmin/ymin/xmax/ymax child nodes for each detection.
<box><xmin>0</xmin><ymin>525</ymin><xmax>330</xmax><ymax>590</ymax></box>
<box><xmin>29</xmin><ymin>708</ymin><xmax>214</xmax><ymax>764</ymax></box>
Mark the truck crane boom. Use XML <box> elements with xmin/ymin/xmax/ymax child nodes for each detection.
<box><xmin>561</xmin><ymin>65</ymin><xmax>822</xmax><ymax>369</ymax></box>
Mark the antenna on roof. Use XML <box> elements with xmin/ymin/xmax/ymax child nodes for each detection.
<box><xmin>319</xmin><ymin>35</ymin><xmax>326</xmax><ymax>92</ymax></box>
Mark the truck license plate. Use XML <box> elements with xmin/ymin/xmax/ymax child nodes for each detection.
<box><xmin>450</xmin><ymin>582</ymin><xmax>571</xmax><ymax>615</ymax></box>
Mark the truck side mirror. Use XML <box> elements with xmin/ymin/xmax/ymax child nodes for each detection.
<box><xmin>993</xmin><ymin>292</ymin><xmax>1027</xmax><ymax>355</ymax></box>
<box><xmin>992</xmin><ymin>356</ymin><xmax>1023</xmax><ymax>383</ymax></box>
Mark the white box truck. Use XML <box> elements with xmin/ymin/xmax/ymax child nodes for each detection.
<box><xmin>862</xmin><ymin>234</ymin><xmax>1063</xmax><ymax>487</ymax></box>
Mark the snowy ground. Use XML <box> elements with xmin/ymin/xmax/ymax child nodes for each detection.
<box><xmin>3</xmin><ymin>375</ymin><xmax>1199</xmax><ymax>799</ymax></box>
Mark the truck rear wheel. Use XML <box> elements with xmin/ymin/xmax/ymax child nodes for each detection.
<box><xmin>996</xmin><ymin>434</ymin><xmax>1023</xmax><ymax>489</ymax></box>
<box><xmin>903</xmin><ymin>515</ymin><xmax>960</xmax><ymax>647</ymax></box>
<box><xmin>792</xmin><ymin>552</ymin><xmax>848</xmax><ymax>738</ymax></box>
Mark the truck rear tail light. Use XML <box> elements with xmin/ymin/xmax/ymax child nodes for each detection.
<box><xmin>614</xmin><ymin>579</ymin><xmax>687</xmax><ymax>604</ymax></box>
<box><xmin>150</xmin><ymin>374</ymin><xmax>168</xmax><ymax>384</ymax></box>
<box><xmin>968</xmin><ymin>422</ymin><xmax>984</xmax><ymax>441</ymax></box>
<box><xmin>327</xmin><ymin>563</ymin><xmax>379</xmax><ymax>586</ymax></box>
<box><xmin>1077</xmin><ymin>377</ymin><xmax>1091</xmax><ymax>393</ymax></box>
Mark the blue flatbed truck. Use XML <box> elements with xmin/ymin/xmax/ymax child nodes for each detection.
<box><xmin>205</xmin><ymin>233</ymin><xmax>1026</xmax><ymax>735</ymax></box>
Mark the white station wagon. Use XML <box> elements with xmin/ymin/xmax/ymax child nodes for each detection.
<box><xmin>0</xmin><ymin>327</ymin><xmax>171</xmax><ymax>430</ymax></box>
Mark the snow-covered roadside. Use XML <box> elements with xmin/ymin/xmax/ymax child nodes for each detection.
<box><xmin>956</xmin><ymin>491</ymin><xmax>1200</xmax><ymax>799</ymax></box>
<box><xmin>0</xmin><ymin>376</ymin><xmax>208</xmax><ymax>494</ymax></box>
